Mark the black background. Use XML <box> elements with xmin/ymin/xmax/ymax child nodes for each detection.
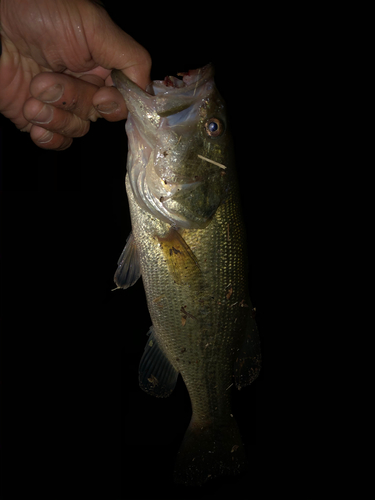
<box><xmin>0</xmin><ymin>3</ymin><xmax>296</xmax><ymax>498</ymax></box>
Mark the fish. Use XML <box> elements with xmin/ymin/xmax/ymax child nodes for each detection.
<box><xmin>112</xmin><ymin>64</ymin><xmax>261</xmax><ymax>486</ymax></box>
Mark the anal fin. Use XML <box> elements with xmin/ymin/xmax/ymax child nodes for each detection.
<box><xmin>114</xmin><ymin>232</ymin><xmax>141</xmax><ymax>289</ymax></box>
<box><xmin>139</xmin><ymin>326</ymin><xmax>179</xmax><ymax>398</ymax></box>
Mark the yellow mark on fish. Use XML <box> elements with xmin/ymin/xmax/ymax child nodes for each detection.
<box><xmin>181</xmin><ymin>306</ymin><xmax>197</xmax><ymax>321</ymax></box>
<box><xmin>156</xmin><ymin>227</ymin><xmax>201</xmax><ymax>284</ymax></box>
<box><xmin>153</xmin><ymin>295</ymin><xmax>165</xmax><ymax>303</ymax></box>
<box><xmin>147</xmin><ymin>374</ymin><xmax>158</xmax><ymax>387</ymax></box>
<box><xmin>153</xmin><ymin>294</ymin><xmax>165</xmax><ymax>309</ymax></box>
<box><xmin>197</xmin><ymin>154</ymin><xmax>227</xmax><ymax>170</ymax></box>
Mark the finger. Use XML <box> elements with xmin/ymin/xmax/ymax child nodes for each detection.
<box><xmin>29</xmin><ymin>125</ymin><xmax>73</xmax><ymax>151</ymax></box>
<box><xmin>23</xmin><ymin>98</ymin><xmax>91</xmax><ymax>138</ymax></box>
<box><xmin>29</xmin><ymin>72</ymin><xmax>103</xmax><ymax>122</ymax></box>
<box><xmin>92</xmin><ymin>86</ymin><xmax>128</xmax><ymax>121</ymax></box>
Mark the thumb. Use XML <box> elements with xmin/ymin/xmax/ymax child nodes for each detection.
<box><xmin>85</xmin><ymin>4</ymin><xmax>151</xmax><ymax>90</ymax></box>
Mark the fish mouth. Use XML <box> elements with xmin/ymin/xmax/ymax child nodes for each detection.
<box><xmin>112</xmin><ymin>64</ymin><xmax>214</xmax><ymax>119</ymax></box>
<box><xmin>112</xmin><ymin>64</ymin><xmax>224</xmax><ymax>228</ymax></box>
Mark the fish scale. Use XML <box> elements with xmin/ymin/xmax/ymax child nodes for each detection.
<box><xmin>126</xmin><ymin>173</ymin><xmax>250</xmax><ymax>461</ymax></box>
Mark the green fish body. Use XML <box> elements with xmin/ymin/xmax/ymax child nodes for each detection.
<box><xmin>112</xmin><ymin>65</ymin><xmax>261</xmax><ymax>485</ymax></box>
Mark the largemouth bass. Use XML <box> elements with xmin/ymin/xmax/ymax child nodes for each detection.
<box><xmin>112</xmin><ymin>64</ymin><xmax>261</xmax><ymax>486</ymax></box>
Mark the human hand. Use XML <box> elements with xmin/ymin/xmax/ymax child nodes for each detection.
<box><xmin>0</xmin><ymin>0</ymin><xmax>151</xmax><ymax>150</ymax></box>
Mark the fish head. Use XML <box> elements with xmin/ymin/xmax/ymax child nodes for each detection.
<box><xmin>112</xmin><ymin>64</ymin><xmax>234</xmax><ymax>229</ymax></box>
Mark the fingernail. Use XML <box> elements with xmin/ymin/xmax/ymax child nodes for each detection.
<box><xmin>31</xmin><ymin>104</ymin><xmax>54</xmax><ymax>125</ymax></box>
<box><xmin>38</xmin><ymin>130</ymin><xmax>54</xmax><ymax>144</ymax></box>
<box><xmin>37</xmin><ymin>84</ymin><xmax>64</xmax><ymax>103</ymax></box>
<box><xmin>96</xmin><ymin>101</ymin><xmax>119</xmax><ymax>114</ymax></box>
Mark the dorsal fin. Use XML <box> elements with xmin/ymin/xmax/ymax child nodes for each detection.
<box><xmin>113</xmin><ymin>232</ymin><xmax>141</xmax><ymax>289</ymax></box>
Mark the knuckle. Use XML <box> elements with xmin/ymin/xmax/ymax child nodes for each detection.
<box><xmin>54</xmin><ymin>113</ymin><xmax>90</xmax><ymax>138</ymax></box>
<box><xmin>36</xmin><ymin>134</ymin><xmax>72</xmax><ymax>151</ymax></box>
<box><xmin>23</xmin><ymin>98</ymin><xmax>43</xmax><ymax>121</ymax></box>
<box><xmin>70</xmin><ymin>116</ymin><xmax>90</xmax><ymax>138</ymax></box>
<box><xmin>56</xmin><ymin>138</ymin><xmax>73</xmax><ymax>151</ymax></box>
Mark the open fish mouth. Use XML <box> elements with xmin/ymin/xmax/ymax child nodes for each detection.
<box><xmin>112</xmin><ymin>64</ymin><xmax>229</xmax><ymax>228</ymax></box>
<box><xmin>112</xmin><ymin>64</ymin><xmax>214</xmax><ymax>125</ymax></box>
<box><xmin>148</xmin><ymin>65</ymin><xmax>214</xmax><ymax>99</ymax></box>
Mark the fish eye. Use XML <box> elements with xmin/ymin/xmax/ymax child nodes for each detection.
<box><xmin>205</xmin><ymin>118</ymin><xmax>224</xmax><ymax>137</ymax></box>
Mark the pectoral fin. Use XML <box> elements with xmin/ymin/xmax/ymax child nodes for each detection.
<box><xmin>139</xmin><ymin>326</ymin><xmax>179</xmax><ymax>398</ymax></box>
<box><xmin>114</xmin><ymin>232</ymin><xmax>141</xmax><ymax>289</ymax></box>
<box><xmin>234</xmin><ymin>312</ymin><xmax>262</xmax><ymax>390</ymax></box>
